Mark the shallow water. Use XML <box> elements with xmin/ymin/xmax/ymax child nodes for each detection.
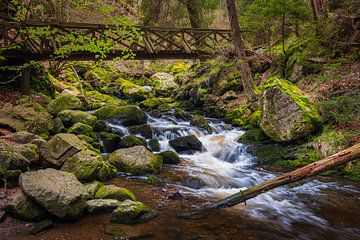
<box><xmin>4</xmin><ymin>113</ymin><xmax>360</xmax><ymax>240</ymax></box>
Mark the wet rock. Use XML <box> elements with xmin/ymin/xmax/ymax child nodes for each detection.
<box><xmin>99</xmin><ymin>132</ymin><xmax>121</xmax><ymax>153</ymax></box>
<box><xmin>3</xmin><ymin>191</ymin><xmax>46</xmax><ymax>221</ymax></box>
<box><xmin>109</xmin><ymin>146</ymin><xmax>163</xmax><ymax>175</ymax></box>
<box><xmin>19</xmin><ymin>169</ymin><xmax>88</xmax><ymax>221</ymax></box>
<box><xmin>259</xmin><ymin>77</ymin><xmax>322</xmax><ymax>142</ymax></box>
<box><xmin>111</xmin><ymin>200</ymin><xmax>155</xmax><ymax>224</ymax></box>
<box><xmin>0</xmin><ymin>141</ymin><xmax>30</xmax><ymax>171</ymax></box>
<box><xmin>40</xmin><ymin>133</ymin><xmax>87</xmax><ymax>168</ymax></box>
<box><xmin>148</xmin><ymin>139</ymin><xmax>160</xmax><ymax>152</ymax></box>
<box><xmin>0</xmin><ymin>131</ymin><xmax>41</xmax><ymax>144</ymax></box>
<box><xmin>158</xmin><ymin>151</ymin><xmax>181</xmax><ymax>165</ymax></box>
<box><xmin>129</xmin><ymin>124</ymin><xmax>153</xmax><ymax>139</ymax></box>
<box><xmin>93</xmin><ymin>120</ymin><xmax>108</xmax><ymax>132</ymax></box>
<box><xmin>58</xmin><ymin>110</ymin><xmax>97</xmax><ymax>128</ymax></box>
<box><xmin>93</xmin><ymin>105</ymin><xmax>147</xmax><ymax>126</ymax></box>
<box><xmin>29</xmin><ymin>219</ymin><xmax>54</xmax><ymax>235</ymax></box>
<box><xmin>95</xmin><ymin>185</ymin><xmax>136</xmax><ymax>201</ymax></box>
<box><xmin>83</xmin><ymin>180</ymin><xmax>104</xmax><ymax>199</ymax></box>
<box><xmin>0</xmin><ymin>103</ymin><xmax>54</xmax><ymax>136</ymax></box>
<box><xmin>86</xmin><ymin>199</ymin><xmax>122</xmax><ymax>214</ymax></box>
<box><xmin>149</xmin><ymin>110</ymin><xmax>162</xmax><ymax>118</ymax></box>
<box><xmin>174</xmin><ymin>108</ymin><xmax>192</xmax><ymax>121</ymax></box>
<box><xmin>47</xmin><ymin>94</ymin><xmax>82</xmax><ymax>115</ymax></box>
<box><xmin>61</xmin><ymin>149</ymin><xmax>117</xmax><ymax>181</ymax></box>
<box><xmin>190</xmin><ymin>115</ymin><xmax>213</xmax><ymax>133</ymax></box>
<box><xmin>169</xmin><ymin>135</ymin><xmax>203</xmax><ymax>153</ymax></box>
<box><xmin>119</xmin><ymin>135</ymin><xmax>147</xmax><ymax>148</ymax></box>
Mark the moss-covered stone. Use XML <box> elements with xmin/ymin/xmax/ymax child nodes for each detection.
<box><xmin>190</xmin><ymin>115</ymin><xmax>213</xmax><ymax>133</ymax></box>
<box><xmin>95</xmin><ymin>185</ymin><xmax>136</xmax><ymax>201</ymax></box>
<box><xmin>17</xmin><ymin>143</ymin><xmax>39</xmax><ymax>165</ymax></box>
<box><xmin>118</xmin><ymin>79</ymin><xmax>148</xmax><ymax>101</ymax></box>
<box><xmin>119</xmin><ymin>135</ymin><xmax>147</xmax><ymax>148</ymax></box>
<box><xmin>93</xmin><ymin>120</ymin><xmax>108</xmax><ymax>132</ymax></box>
<box><xmin>0</xmin><ymin>131</ymin><xmax>40</xmax><ymax>144</ymax></box>
<box><xmin>0</xmin><ymin>102</ymin><xmax>54</xmax><ymax>136</ymax></box>
<box><xmin>93</xmin><ymin>105</ymin><xmax>147</xmax><ymax>126</ymax></box>
<box><xmin>129</xmin><ymin>124</ymin><xmax>153</xmax><ymax>139</ymax></box>
<box><xmin>98</xmin><ymin>162</ymin><xmax>118</xmax><ymax>181</ymax></box>
<box><xmin>83</xmin><ymin>181</ymin><xmax>105</xmax><ymax>199</ymax></box>
<box><xmin>67</xmin><ymin>122</ymin><xmax>94</xmax><ymax>135</ymax></box>
<box><xmin>109</xmin><ymin>146</ymin><xmax>162</xmax><ymax>175</ymax></box>
<box><xmin>237</xmin><ymin>128</ymin><xmax>270</xmax><ymax>144</ymax></box>
<box><xmin>84</xmin><ymin>90</ymin><xmax>126</xmax><ymax>110</ymax></box>
<box><xmin>148</xmin><ymin>139</ymin><xmax>160</xmax><ymax>152</ymax></box>
<box><xmin>158</xmin><ymin>151</ymin><xmax>181</xmax><ymax>165</ymax></box>
<box><xmin>139</xmin><ymin>98</ymin><xmax>173</xmax><ymax>110</ymax></box>
<box><xmin>30</xmin><ymin>62</ymin><xmax>56</xmax><ymax>98</ymax></box>
<box><xmin>174</xmin><ymin>108</ymin><xmax>192</xmax><ymax>121</ymax></box>
<box><xmin>58</xmin><ymin>110</ymin><xmax>97</xmax><ymax>127</ymax></box>
<box><xmin>3</xmin><ymin>191</ymin><xmax>46</xmax><ymax>221</ymax></box>
<box><xmin>0</xmin><ymin>141</ymin><xmax>30</xmax><ymax>171</ymax></box>
<box><xmin>259</xmin><ymin>77</ymin><xmax>322</xmax><ymax>142</ymax></box>
<box><xmin>111</xmin><ymin>200</ymin><xmax>153</xmax><ymax>224</ymax></box>
<box><xmin>47</xmin><ymin>94</ymin><xmax>82</xmax><ymax>115</ymax></box>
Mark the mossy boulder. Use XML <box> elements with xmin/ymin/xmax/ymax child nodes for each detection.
<box><xmin>93</xmin><ymin>120</ymin><xmax>108</xmax><ymax>132</ymax></box>
<box><xmin>3</xmin><ymin>191</ymin><xmax>46</xmax><ymax>221</ymax></box>
<box><xmin>30</xmin><ymin>62</ymin><xmax>56</xmax><ymax>98</ymax></box>
<box><xmin>0</xmin><ymin>102</ymin><xmax>54</xmax><ymax>136</ymax></box>
<box><xmin>61</xmin><ymin>149</ymin><xmax>117</xmax><ymax>181</ymax></box>
<box><xmin>93</xmin><ymin>105</ymin><xmax>147</xmax><ymax>126</ymax></box>
<box><xmin>86</xmin><ymin>199</ymin><xmax>122</xmax><ymax>214</ymax></box>
<box><xmin>190</xmin><ymin>115</ymin><xmax>213</xmax><ymax>133</ymax></box>
<box><xmin>129</xmin><ymin>124</ymin><xmax>153</xmax><ymax>139</ymax></box>
<box><xmin>17</xmin><ymin>143</ymin><xmax>39</xmax><ymax>165</ymax></box>
<box><xmin>111</xmin><ymin>200</ymin><xmax>154</xmax><ymax>224</ymax></box>
<box><xmin>259</xmin><ymin>77</ymin><xmax>322</xmax><ymax>142</ymax></box>
<box><xmin>47</xmin><ymin>94</ymin><xmax>82</xmax><ymax>115</ymax></box>
<box><xmin>95</xmin><ymin>185</ymin><xmax>136</xmax><ymax>201</ymax></box>
<box><xmin>169</xmin><ymin>135</ymin><xmax>203</xmax><ymax>153</ymax></box>
<box><xmin>19</xmin><ymin>169</ymin><xmax>88</xmax><ymax>221</ymax></box>
<box><xmin>58</xmin><ymin>110</ymin><xmax>97</xmax><ymax>127</ymax></box>
<box><xmin>109</xmin><ymin>146</ymin><xmax>163</xmax><ymax>175</ymax></box>
<box><xmin>237</xmin><ymin>128</ymin><xmax>270</xmax><ymax>144</ymax></box>
<box><xmin>40</xmin><ymin>133</ymin><xmax>87</xmax><ymax>168</ymax></box>
<box><xmin>139</xmin><ymin>98</ymin><xmax>173</xmax><ymax>111</ymax></box>
<box><xmin>158</xmin><ymin>151</ymin><xmax>181</xmax><ymax>165</ymax></box>
<box><xmin>99</xmin><ymin>132</ymin><xmax>121</xmax><ymax>153</ymax></box>
<box><xmin>119</xmin><ymin>135</ymin><xmax>147</xmax><ymax>148</ymax></box>
<box><xmin>0</xmin><ymin>141</ymin><xmax>30</xmax><ymax>171</ymax></box>
<box><xmin>152</xmin><ymin>72</ymin><xmax>178</xmax><ymax>97</ymax></box>
<box><xmin>0</xmin><ymin>131</ymin><xmax>41</xmax><ymax>144</ymax></box>
<box><xmin>148</xmin><ymin>139</ymin><xmax>160</xmax><ymax>152</ymax></box>
<box><xmin>84</xmin><ymin>90</ymin><xmax>126</xmax><ymax>110</ymax></box>
<box><xmin>174</xmin><ymin>108</ymin><xmax>192</xmax><ymax>121</ymax></box>
<box><xmin>83</xmin><ymin>180</ymin><xmax>104</xmax><ymax>199</ymax></box>
<box><xmin>118</xmin><ymin>79</ymin><xmax>148</xmax><ymax>101</ymax></box>
<box><xmin>67</xmin><ymin>122</ymin><xmax>97</xmax><ymax>140</ymax></box>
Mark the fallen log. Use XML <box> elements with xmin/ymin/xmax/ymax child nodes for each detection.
<box><xmin>208</xmin><ymin>143</ymin><xmax>360</xmax><ymax>209</ymax></box>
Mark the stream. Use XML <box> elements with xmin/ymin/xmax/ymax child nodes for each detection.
<box><xmin>5</xmin><ymin>112</ymin><xmax>360</xmax><ymax>240</ymax></box>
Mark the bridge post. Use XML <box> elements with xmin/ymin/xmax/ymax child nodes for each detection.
<box><xmin>21</xmin><ymin>67</ymin><xmax>30</xmax><ymax>95</ymax></box>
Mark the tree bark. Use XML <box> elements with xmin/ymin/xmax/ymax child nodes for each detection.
<box><xmin>185</xmin><ymin>0</ymin><xmax>205</xmax><ymax>29</ymax></box>
<box><xmin>310</xmin><ymin>0</ymin><xmax>328</xmax><ymax>21</ymax></box>
<box><xmin>225</xmin><ymin>0</ymin><xmax>254</xmax><ymax>100</ymax></box>
<box><xmin>208</xmin><ymin>143</ymin><xmax>360</xmax><ymax>209</ymax></box>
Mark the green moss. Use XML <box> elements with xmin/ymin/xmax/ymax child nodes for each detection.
<box><xmin>190</xmin><ymin>115</ymin><xmax>212</xmax><ymax>133</ymax></box>
<box><xmin>30</xmin><ymin>62</ymin><xmax>56</xmax><ymax>98</ymax></box>
<box><xmin>93</xmin><ymin>105</ymin><xmax>147</xmax><ymax>126</ymax></box>
<box><xmin>83</xmin><ymin>181</ymin><xmax>105</xmax><ymax>199</ymax></box>
<box><xmin>111</xmin><ymin>200</ymin><xmax>152</xmax><ymax>224</ymax></box>
<box><xmin>0</xmin><ymin>166</ymin><xmax>22</xmax><ymax>179</ymax></box>
<box><xmin>98</xmin><ymin>162</ymin><xmax>118</xmax><ymax>181</ymax></box>
<box><xmin>68</xmin><ymin>122</ymin><xmax>94</xmax><ymax>135</ymax></box>
<box><xmin>95</xmin><ymin>185</ymin><xmax>136</xmax><ymax>201</ymax></box>
<box><xmin>238</xmin><ymin>128</ymin><xmax>269</xmax><ymax>144</ymax></box>
<box><xmin>119</xmin><ymin>135</ymin><xmax>147</xmax><ymax>148</ymax></box>
<box><xmin>118</xmin><ymin>79</ymin><xmax>148</xmax><ymax>101</ymax></box>
<box><xmin>139</xmin><ymin>98</ymin><xmax>173</xmax><ymax>110</ymax></box>
<box><xmin>47</xmin><ymin>94</ymin><xmax>82</xmax><ymax>115</ymax></box>
<box><xmin>57</xmin><ymin>110</ymin><xmax>97</xmax><ymax>127</ymax></box>
<box><xmin>150</xmin><ymin>155</ymin><xmax>163</xmax><ymax>174</ymax></box>
<box><xmin>158</xmin><ymin>151</ymin><xmax>181</xmax><ymax>165</ymax></box>
<box><xmin>84</xmin><ymin>90</ymin><xmax>126</xmax><ymax>110</ymax></box>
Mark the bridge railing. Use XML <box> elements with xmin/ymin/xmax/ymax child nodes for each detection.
<box><xmin>0</xmin><ymin>21</ymin><xmax>233</xmax><ymax>60</ymax></box>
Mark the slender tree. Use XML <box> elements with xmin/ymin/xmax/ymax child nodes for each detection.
<box><xmin>310</xmin><ymin>0</ymin><xmax>327</xmax><ymax>21</ymax></box>
<box><xmin>184</xmin><ymin>0</ymin><xmax>205</xmax><ymax>28</ymax></box>
<box><xmin>225</xmin><ymin>0</ymin><xmax>254</xmax><ymax>100</ymax></box>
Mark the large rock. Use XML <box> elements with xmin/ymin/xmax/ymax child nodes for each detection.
<box><xmin>118</xmin><ymin>79</ymin><xmax>148</xmax><ymax>101</ymax></box>
<box><xmin>57</xmin><ymin>110</ymin><xmax>97</xmax><ymax>128</ymax></box>
<box><xmin>61</xmin><ymin>149</ymin><xmax>117</xmax><ymax>181</ymax></box>
<box><xmin>169</xmin><ymin>135</ymin><xmax>203</xmax><ymax>153</ymax></box>
<box><xmin>86</xmin><ymin>199</ymin><xmax>122</xmax><ymax>214</ymax></box>
<box><xmin>19</xmin><ymin>169</ymin><xmax>88</xmax><ymax>220</ymax></box>
<box><xmin>0</xmin><ymin>131</ymin><xmax>41</xmax><ymax>144</ymax></box>
<box><xmin>152</xmin><ymin>72</ymin><xmax>178</xmax><ymax>93</ymax></box>
<box><xmin>0</xmin><ymin>141</ymin><xmax>30</xmax><ymax>171</ymax></box>
<box><xmin>109</xmin><ymin>146</ymin><xmax>163</xmax><ymax>175</ymax></box>
<box><xmin>3</xmin><ymin>191</ymin><xmax>46</xmax><ymax>221</ymax></box>
<box><xmin>259</xmin><ymin>77</ymin><xmax>322</xmax><ymax>142</ymax></box>
<box><xmin>95</xmin><ymin>185</ymin><xmax>136</xmax><ymax>201</ymax></box>
<box><xmin>190</xmin><ymin>115</ymin><xmax>213</xmax><ymax>133</ymax></box>
<box><xmin>118</xmin><ymin>135</ymin><xmax>147</xmax><ymax>148</ymax></box>
<box><xmin>40</xmin><ymin>133</ymin><xmax>87</xmax><ymax>168</ymax></box>
<box><xmin>93</xmin><ymin>105</ymin><xmax>147</xmax><ymax>126</ymax></box>
<box><xmin>111</xmin><ymin>200</ymin><xmax>154</xmax><ymax>224</ymax></box>
<box><xmin>0</xmin><ymin>102</ymin><xmax>54</xmax><ymax>136</ymax></box>
<box><xmin>47</xmin><ymin>94</ymin><xmax>82</xmax><ymax>115</ymax></box>
<box><xmin>129</xmin><ymin>124</ymin><xmax>153</xmax><ymax>139</ymax></box>
<box><xmin>158</xmin><ymin>151</ymin><xmax>181</xmax><ymax>165</ymax></box>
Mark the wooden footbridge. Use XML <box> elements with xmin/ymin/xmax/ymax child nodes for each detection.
<box><xmin>0</xmin><ymin>21</ymin><xmax>233</xmax><ymax>61</ymax></box>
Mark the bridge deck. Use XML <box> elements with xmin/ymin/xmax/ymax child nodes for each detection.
<box><xmin>0</xmin><ymin>21</ymin><xmax>233</xmax><ymax>61</ymax></box>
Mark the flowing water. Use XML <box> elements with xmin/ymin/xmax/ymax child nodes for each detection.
<box><xmin>5</xmin><ymin>112</ymin><xmax>360</xmax><ymax>240</ymax></box>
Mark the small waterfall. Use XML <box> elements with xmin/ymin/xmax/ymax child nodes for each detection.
<box><xmin>106</xmin><ymin>112</ymin><xmax>360</xmax><ymax>230</ymax></box>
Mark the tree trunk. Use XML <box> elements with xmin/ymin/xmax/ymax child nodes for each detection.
<box><xmin>310</xmin><ymin>0</ymin><xmax>328</xmax><ymax>21</ymax></box>
<box><xmin>141</xmin><ymin>0</ymin><xmax>162</xmax><ymax>26</ymax></box>
<box><xmin>184</xmin><ymin>0</ymin><xmax>205</xmax><ymax>29</ymax></box>
<box><xmin>225</xmin><ymin>0</ymin><xmax>254</xmax><ymax>100</ymax></box>
<box><xmin>208</xmin><ymin>143</ymin><xmax>360</xmax><ymax>209</ymax></box>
